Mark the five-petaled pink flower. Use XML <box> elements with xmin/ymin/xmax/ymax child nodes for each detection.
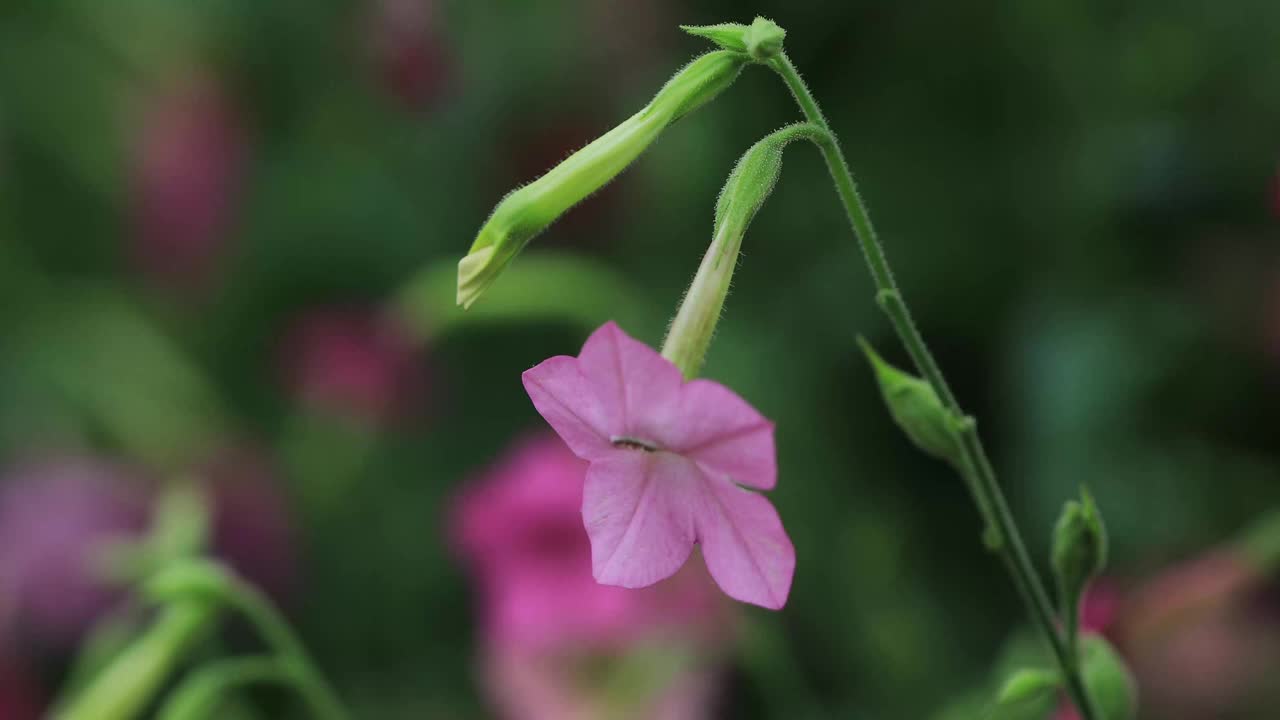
<box><xmin>522</xmin><ymin>321</ymin><xmax>795</xmax><ymax>609</ymax></box>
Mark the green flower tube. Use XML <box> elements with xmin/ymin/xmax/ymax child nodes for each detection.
<box><xmin>458</xmin><ymin>50</ymin><xmax>748</xmax><ymax>308</ymax></box>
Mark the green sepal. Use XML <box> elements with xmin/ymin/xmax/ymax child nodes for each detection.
<box><xmin>679</xmin><ymin>23</ymin><xmax>749</xmax><ymax>54</ymax></box>
<box><xmin>858</xmin><ymin>337</ymin><xmax>964</xmax><ymax>465</ymax></box>
<box><xmin>681</xmin><ymin>17</ymin><xmax>785</xmax><ymax>61</ymax></box>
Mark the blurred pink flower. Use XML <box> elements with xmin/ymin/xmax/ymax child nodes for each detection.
<box><xmin>130</xmin><ymin>74</ymin><xmax>245</xmax><ymax>294</ymax></box>
<box><xmin>0</xmin><ymin>655</ymin><xmax>42</xmax><ymax>720</ymax></box>
<box><xmin>0</xmin><ymin>456</ymin><xmax>149</xmax><ymax>649</ymax></box>
<box><xmin>366</xmin><ymin>0</ymin><xmax>451</xmax><ymax>112</ymax></box>
<box><xmin>1057</xmin><ymin>550</ymin><xmax>1278</xmax><ymax>720</ymax></box>
<box><xmin>279</xmin><ymin>306</ymin><xmax>425</xmax><ymax>427</ymax></box>
<box><xmin>452</xmin><ymin>434</ymin><xmax>731</xmax><ymax>720</ymax></box>
<box><xmin>523</xmin><ymin>322</ymin><xmax>794</xmax><ymax>609</ymax></box>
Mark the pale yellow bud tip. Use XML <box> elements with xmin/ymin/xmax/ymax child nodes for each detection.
<box><xmin>457</xmin><ymin>245</ymin><xmax>498</xmax><ymax>309</ymax></box>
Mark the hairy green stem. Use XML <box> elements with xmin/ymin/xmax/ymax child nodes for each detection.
<box><xmin>767</xmin><ymin>51</ymin><xmax>1100</xmax><ymax>720</ymax></box>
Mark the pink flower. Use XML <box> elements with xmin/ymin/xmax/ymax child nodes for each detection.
<box><xmin>522</xmin><ymin>322</ymin><xmax>794</xmax><ymax>609</ymax></box>
<box><xmin>365</xmin><ymin>0</ymin><xmax>451</xmax><ymax>112</ymax></box>
<box><xmin>130</xmin><ymin>73</ymin><xmax>245</xmax><ymax>294</ymax></box>
<box><xmin>452</xmin><ymin>434</ymin><xmax>728</xmax><ymax>651</ymax></box>
<box><xmin>0</xmin><ymin>456</ymin><xmax>149</xmax><ymax>649</ymax></box>
<box><xmin>278</xmin><ymin>306</ymin><xmax>425</xmax><ymax>427</ymax></box>
<box><xmin>451</xmin><ymin>434</ymin><xmax>730</xmax><ymax>720</ymax></box>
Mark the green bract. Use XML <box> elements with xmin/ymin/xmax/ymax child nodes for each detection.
<box><xmin>457</xmin><ymin>50</ymin><xmax>748</xmax><ymax>308</ymax></box>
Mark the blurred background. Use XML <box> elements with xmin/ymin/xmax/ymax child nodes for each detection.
<box><xmin>2</xmin><ymin>1</ymin><xmax>1279</xmax><ymax>718</ymax></box>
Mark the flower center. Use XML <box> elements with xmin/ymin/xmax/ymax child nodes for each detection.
<box><xmin>610</xmin><ymin>435</ymin><xmax>659</xmax><ymax>452</ymax></box>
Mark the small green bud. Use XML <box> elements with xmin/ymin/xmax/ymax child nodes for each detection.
<box><xmin>1080</xmin><ymin>634</ymin><xmax>1138</xmax><ymax>720</ymax></box>
<box><xmin>744</xmin><ymin>17</ymin><xmax>786</xmax><ymax>61</ymax></box>
<box><xmin>1052</xmin><ymin>487</ymin><xmax>1108</xmax><ymax>617</ymax></box>
<box><xmin>458</xmin><ymin>51</ymin><xmax>747</xmax><ymax>308</ymax></box>
<box><xmin>682</xmin><ymin>18</ymin><xmax>786</xmax><ymax>61</ymax></box>
<box><xmin>858</xmin><ymin>337</ymin><xmax>964</xmax><ymax>464</ymax></box>
<box><xmin>144</xmin><ymin>559</ymin><xmax>235</xmax><ymax>606</ymax></box>
<box><xmin>995</xmin><ymin>667</ymin><xmax>1060</xmax><ymax>707</ymax></box>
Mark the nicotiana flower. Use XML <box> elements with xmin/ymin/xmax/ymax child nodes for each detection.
<box><xmin>522</xmin><ymin>321</ymin><xmax>794</xmax><ymax>609</ymax></box>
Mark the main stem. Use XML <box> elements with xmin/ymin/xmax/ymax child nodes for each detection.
<box><xmin>767</xmin><ymin>51</ymin><xmax>1100</xmax><ymax>720</ymax></box>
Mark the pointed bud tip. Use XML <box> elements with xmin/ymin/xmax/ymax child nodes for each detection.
<box><xmin>680</xmin><ymin>23</ymin><xmax>749</xmax><ymax>54</ymax></box>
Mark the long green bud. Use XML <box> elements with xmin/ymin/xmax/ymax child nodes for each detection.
<box><xmin>458</xmin><ymin>51</ymin><xmax>748</xmax><ymax>308</ymax></box>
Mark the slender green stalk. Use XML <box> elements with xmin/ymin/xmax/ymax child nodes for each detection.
<box><xmin>156</xmin><ymin>656</ymin><xmax>295</xmax><ymax>720</ymax></box>
<box><xmin>767</xmin><ymin>51</ymin><xmax>1101</xmax><ymax>720</ymax></box>
<box><xmin>225</xmin><ymin>579</ymin><xmax>349</xmax><ymax>720</ymax></box>
<box><xmin>54</xmin><ymin>602</ymin><xmax>217</xmax><ymax>720</ymax></box>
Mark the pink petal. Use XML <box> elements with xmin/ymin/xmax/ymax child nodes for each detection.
<box><xmin>523</xmin><ymin>356</ymin><xmax>615</xmax><ymax>461</ymax></box>
<box><xmin>583</xmin><ymin>451</ymin><xmax>697</xmax><ymax>589</ymax></box>
<box><xmin>665</xmin><ymin>379</ymin><xmax>776</xmax><ymax>490</ymax></box>
<box><xmin>695</xmin><ymin>473</ymin><xmax>794</xmax><ymax>610</ymax></box>
<box><xmin>575</xmin><ymin>322</ymin><xmax>683</xmax><ymax>443</ymax></box>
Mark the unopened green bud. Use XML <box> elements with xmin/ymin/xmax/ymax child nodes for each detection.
<box><xmin>744</xmin><ymin>17</ymin><xmax>786</xmax><ymax>61</ymax></box>
<box><xmin>858</xmin><ymin>338</ymin><xmax>964</xmax><ymax>465</ymax></box>
<box><xmin>458</xmin><ymin>51</ymin><xmax>747</xmax><ymax>308</ymax></box>
<box><xmin>682</xmin><ymin>17</ymin><xmax>786</xmax><ymax>61</ymax></box>
<box><xmin>1080</xmin><ymin>634</ymin><xmax>1138</xmax><ymax>720</ymax></box>
<box><xmin>1052</xmin><ymin>487</ymin><xmax>1108</xmax><ymax>617</ymax></box>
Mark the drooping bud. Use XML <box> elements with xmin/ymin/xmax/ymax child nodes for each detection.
<box><xmin>1052</xmin><ymin>487</ymin><xmax>1108</xmax><ymax>631</ymax></box>
<box><xmin>681</xmin><ymin>17</ymin><xmax>786</xmax><ymax>62</ymax></box>
<box><xmin>661</xmin><ymin>124</ymin><xmax>823</xmax><ymax>377</ymax></box>
<box><xmin>458</xmin><ymin>51</ymin><xmax>748</xmax><ymax>308</ymax></box>
<box><xmin>1079</xmin><ymin>634</ymin><xmax>1138</xmax><ymax>720</ymax></box>
<box><xmin>857</xmin><ymin>338</ymin><xmax>964</xmax><ymax>465</ymax></box>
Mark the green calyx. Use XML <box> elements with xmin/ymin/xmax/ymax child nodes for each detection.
<box><xmin>858</xmin><ymin>337</ymin><xmax>966</xmax><ymax>465</ymax></box>
<box><xmin>681</xmin><ymin>17</ymin><xmax>786</xmax><ymax>61</ymax></box>
<box><xmin>457</xmin><ymin>51</ymin><xmax>747</xmax><ymax>309</ymax></box>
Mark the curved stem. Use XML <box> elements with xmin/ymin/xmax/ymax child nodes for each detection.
<box><xmin>225</xmin><ymin>579</ymin><xmax>350</xmax><ymax>720</ymax></box>
<box><xmin>767</xmin><ymin>51</ymin><xmax>1100</xmax><ymax>720</ymax></box>
<box><xmin>156</xmin><ymin>656</ymin><xmax>295</xmax><ymax>720</ymax></box>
